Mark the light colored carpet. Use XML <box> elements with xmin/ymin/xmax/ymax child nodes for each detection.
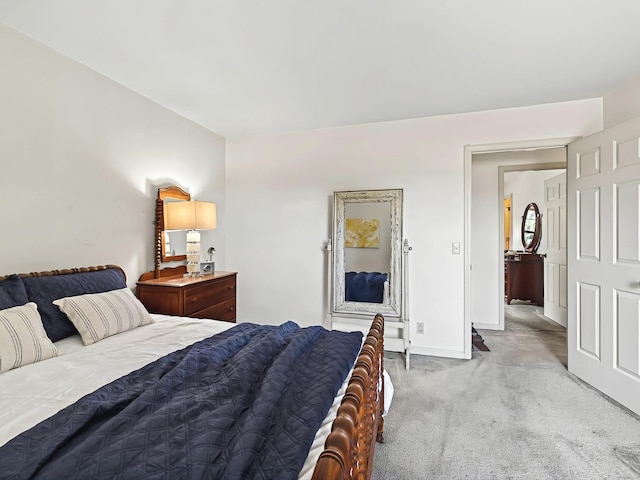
<box><xmin>371</xmin><ymin>303</ymin><xmax>640</xmax><ymax>479</ymax></box>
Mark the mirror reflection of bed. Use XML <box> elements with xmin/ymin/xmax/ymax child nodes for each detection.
<box><xmin>345</xmin><ymin>271</ymin><xmax>389</xmax><ymax>304</ymax></box>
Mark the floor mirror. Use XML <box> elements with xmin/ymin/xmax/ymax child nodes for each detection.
<box><xmin>327</xmin><ymin>189</ymin><xmax>411</xmax><ymax>368</ymax></box>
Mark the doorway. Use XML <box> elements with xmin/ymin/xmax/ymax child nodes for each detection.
<box><xmin>463</xmin><ymin>137</ymin><xmax>577</xmax><ymax>359</ymax></box>
<box><xmin>503</xmin><ymin>166</ymin><xmax>567</xmax><ymax>328</ymax></box>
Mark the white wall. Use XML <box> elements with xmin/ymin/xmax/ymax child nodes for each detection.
<box><xmin>470</xmin><ymin>150</ymin><xmax>566</xmax><ymax>331</ymax></box>
<box><xmin>604</xmin><ymin>71</ymin><xmax>640</xmax><ymax>129</ymax></box>
<box><xmin>1</xmin><ymin>19</ymin><xmax>616</xmax><ymax>358</ymax></box>
<box><xmin>0</xmin><ymin>23</ymin><xmax>227</xmax><ymax>285</ymax></box>
<box><xmin>226</xmin><ymin>100</ymin><xmax>602</xmax><ymax>358</ymax></box>
<box><xmin>504</xmin><ymin>168</ymin><xmax>565</xmax><ymax>253</ymax></box>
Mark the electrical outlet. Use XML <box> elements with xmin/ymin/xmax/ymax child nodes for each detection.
<box><xmin>417</xmin><ymin>322</ymin><xmax>424</xmax><ymax>334</ymax></box>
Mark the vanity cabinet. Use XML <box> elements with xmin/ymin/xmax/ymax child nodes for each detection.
<box><xmin>505</xmin><ymin>253</ymin><xmax>544</xmax><ymax>306</ymax></box>
<box><xmin>137</xmin><ymin>271</ymin><xmax>237</xmax><ymax>322</ymax></box>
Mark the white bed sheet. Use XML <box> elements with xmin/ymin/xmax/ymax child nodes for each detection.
<box><xmin>0</xmin><ymin>315</ymin><xmax>350</xmax><ymax>480</ymax></box>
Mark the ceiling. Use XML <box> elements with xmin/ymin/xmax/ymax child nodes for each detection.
<box><xmin>2</xmin><ymin>1</ymin><xmax>640</xmax><ymax>137</ymax></box>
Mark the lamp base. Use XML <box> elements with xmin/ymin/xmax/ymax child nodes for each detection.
<box><xmin>186</xmin><ymin>230</ymin><xmax>201</xmax><ymax>277</ymax></box>
<box><xmin>186</xmin><ymin>263</ymin><xmax>201</xmax><ymax>277</ymax></box>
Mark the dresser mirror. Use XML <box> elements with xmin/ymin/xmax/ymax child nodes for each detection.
<box><xmin>331</xmin><ymin>189</ymin><xmax>403</xmax><ymax>318</ymax></box>
<box><xmin>521</xmin><ymin>202</ymin><xmax>542</xmax><ymax>253</ymax></box>
<box><xmin>153</xmin><ymin>186</ymin><xmax>190</xmax><ymax>277</ymax></box>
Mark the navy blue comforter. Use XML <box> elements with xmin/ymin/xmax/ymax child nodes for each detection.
<box><xmin>0</xmin><ymin>322</ymin><xmax>362</xmax><ymax>480</ymax></box>
<box><xmin>345</xmin><ymin>271</ymin><xmax>388</xmax><ymax>303</ymax></box>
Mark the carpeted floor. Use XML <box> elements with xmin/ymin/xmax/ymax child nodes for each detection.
<box><xmin>371</xmin><ymin>303</ymin><xmax>640</xmax><ymax>479</ymax></box>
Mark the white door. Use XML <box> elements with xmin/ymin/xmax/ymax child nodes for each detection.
<box><xmin>568</xmin><ymin>116</ymin><xmax>640</xmax><ymax>415</ymax></box>
<box><xmin>544</xmin><ymin>172</ymin><xmax>567</xmax><ymax>327</ymax></box>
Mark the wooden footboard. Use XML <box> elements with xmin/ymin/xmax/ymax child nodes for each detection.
<box><xmin>312</xmin><ymin>313</ymin><xmax>385</xmax><ymax>480</ymax></box>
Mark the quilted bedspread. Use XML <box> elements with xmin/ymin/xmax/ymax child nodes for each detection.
<box><xmin>0</xmin><ymin>321</ymin><xmax>363</xmax><ymax>480</ymax></box>
<box><xmin>345</xmin><ymin>271</ymin><xmax>388</xmax><ymax>303</ymax></box>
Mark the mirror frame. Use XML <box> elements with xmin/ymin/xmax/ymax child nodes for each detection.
<box><xmin>154</xmin><ymin>186</ymin><xmax>190</xmax><ymax>278</ymax></box>
<box><xmin>521</xmin><ymin>202</ymin><xmax>542</xmax><ymax>253</ymax></box>
<box><xmin>332</xmin><ymin>189</ymin><xmax>403</xmax><ymax>318</ymax></box>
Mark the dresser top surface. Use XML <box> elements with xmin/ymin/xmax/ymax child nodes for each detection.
<box><xmin>137</xmin><ymin>271</ymin><xmax>236</xmax><ymax>287</ymax></box>
<box><xmin>505</xmin><ymin>251</ymin><xmax>544</xmax><ymax>261</ymax></box>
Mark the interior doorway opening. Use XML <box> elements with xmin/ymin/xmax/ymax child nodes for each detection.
<box><xmin>463</xmin><ymin>137</ymin><xmax>576</xmax><ymax>359</ymax></box>
<box><xmin>502</xmin><ymin>166</ymin><xmax>567</xmax><ymax>329</ymax></box>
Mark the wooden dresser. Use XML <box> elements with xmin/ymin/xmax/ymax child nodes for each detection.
<box><xmin>505</xmin><ymin>253</ymin><xmax>544</xmax><ymax>306</ymax></box>
<box><xmin>137</xmin><ymin>271</ymin><xmax>237</xmax><ymax>322</ymax></box>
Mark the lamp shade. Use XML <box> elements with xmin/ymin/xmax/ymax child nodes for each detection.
<box><xmin>165</xmin><ymin>201</ymin><xmax>217</xmax><ymax>231</ymax></box>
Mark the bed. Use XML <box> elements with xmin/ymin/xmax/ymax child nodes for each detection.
<box><xmin>0</xmin><ymin>265</ymin><xmax>385</xmax><ymax>479</ymax></box>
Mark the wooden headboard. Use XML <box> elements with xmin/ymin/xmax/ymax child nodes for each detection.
<box><xmin>0</xmin><ymin>265</ymin><xmax>126</xmax><ymax>282</ymax></box>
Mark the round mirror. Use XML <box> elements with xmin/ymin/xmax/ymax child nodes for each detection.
<box><xmin>521</xmin><ymin>202</ymin><xmax>541</xmax><ymax>253</ymax></box>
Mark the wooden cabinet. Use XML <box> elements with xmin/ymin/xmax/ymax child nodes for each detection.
<box><xmin>136</xmin><ymin>271</ymin><xmax>237</xmax><ymax>322</ymax></box>
<box><xmin>505</xmin><ymin>253</ymin><xmax>544</xmax><ymax>306</ymax></box>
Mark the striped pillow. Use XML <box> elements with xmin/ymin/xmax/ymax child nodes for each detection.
<box><xmin>0</xmin><ymin>303</ymin><xmax>59</xmax><ymax>373</ymax></box>
<box><xmin>54</xmin><ymin>288</ymin><xmax>154</xmax><ymax>346</ymax></box>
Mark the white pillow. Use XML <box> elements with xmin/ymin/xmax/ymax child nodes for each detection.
<box><xmin>0</xmin><ymin>302</ymin><xmax>59</xmax><ymax>373</ymax></box>
<box><xmin>54</xmin><ymin>288</ymin><xmax>154</xmax><ymax>346</ymax></box>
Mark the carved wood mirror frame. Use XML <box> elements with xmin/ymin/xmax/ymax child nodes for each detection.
<box><xmin>154</xmin><ymin>186</ymin><xmax>190</xmax><ymax>278</ymax></box>
<box><xmin>331</xmin><ymin>189</ymin><xmax>403</xmax><ymax>318</ymax></box>
<box><xmin>521</xmin><ymin>202</ymin><xmax>542</xmax><ymax>253</ymax></box>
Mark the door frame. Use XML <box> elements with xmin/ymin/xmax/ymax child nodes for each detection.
<box><xmin>463</xmin><ymin>137</ymin><xmax>578</xmax><ymax>358</ymax></box>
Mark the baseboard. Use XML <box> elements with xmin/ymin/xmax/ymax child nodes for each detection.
<box><xmin>539</xmin><ymin>314</ymin><xmax>567</xmax><ymax>328</ymax></box>
<box><xmin>472</xmin><ymin>322</ymin><xmax>501</xmax><ymax>330</ymax></box>
<box><xmin>409</xmin><ymin>345</ymin><xmax>467</xmax><ymax>359</ymax></box>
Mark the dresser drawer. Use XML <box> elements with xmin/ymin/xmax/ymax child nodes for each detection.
<box><xmin>183</xmin><ymin>275</ymin><xmax>236</xmax><ymax>316</ymax></box>
<box><xmin>137</xmin><ymin>271</ymin><xmax>237</xmax><ymax>322</ymax></box>
<box><xmin>191</xmin><ymin>298</ymin><xmax>236</xmax><ymax>322</ymax></box>
<box><xmin>136</xmin><ymin>285</ymin><xmax>182</xmax><ymax>316</ymax></box>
